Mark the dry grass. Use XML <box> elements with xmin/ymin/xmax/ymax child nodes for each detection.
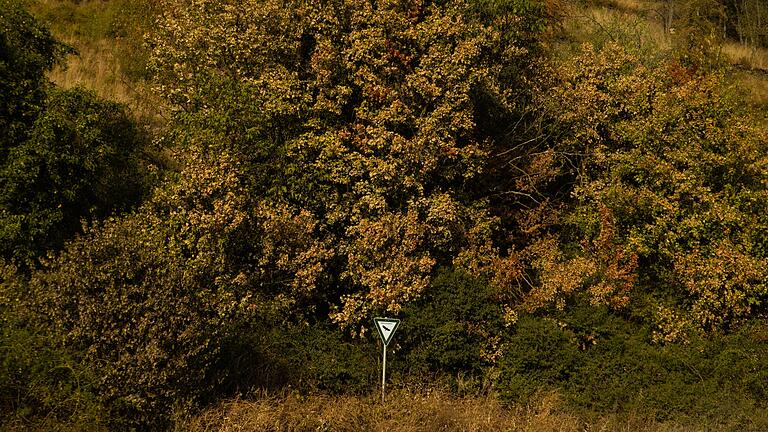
<box><xmin>173</xmin><ymin>389</ymin><xmax>731</xmax><ymax>432</ymax></box>
<box><xmin>559</xmin><ymin>2</ymin><xmax>671</xmax><ymax>56</ymax></box>
<box><xmin>596</xmin><ymin>0</ymin><xmax>647</xmax><ymax>14</ymax></box>
<box><xmin>31</xmin><ymin>0</ymin><xmax>166</xmax><ymax>127</ymax></box>
<box><xmin>175</xmin><ymin>390</ymin><xmax>576</xmax><ymax>432</ymax></box>
<box><xmin>732</xmin><ymin>71</ymin><xmax>768</xmax><ymax>128</ymax></box>
<box><xmin>50</xmin><ymin>39</ymin><xmax>134</xmax><ymax>104</ymax></box>
<box><xmin>721</xmin><ymin>42</ymin><xmax>768</xmax><ymax>72</ymax></box>
<box><xmin>736</xmin><ymin>72</ymin><xmax>768</xmax><ymax>106</ymax></box>
<box><xmin>49</xmin><ymin>37</ymin><xmax>166</xmax><ymax>128</ymax></box>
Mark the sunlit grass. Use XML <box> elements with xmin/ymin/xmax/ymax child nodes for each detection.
<box><xmin>172</xmin><ymin>388</ymin><xmax>750</xmax><ymax>432</ymax></box>
<box><xmin>50</xmin><ymin>39</ymin><xmax>132</xmax><ymax>103</ymax></box>
<box><xmin>558</xmin><ymin>3</ymin><xmax>671</xmax><ymax>60</ymax></box>
<box><xmin>48</xmin><ymin>38</ymin><xmax>164</xmax><ymax>126</ymax></box>
<box><xmin>722</xmin><ymin>41</ymin><xmax>768</xmax><ymax>72</ymax></box>
<box><xmin>31</xmin><ymin>0</ymin><xmax>166</xmax><ymax>127</ymax></box>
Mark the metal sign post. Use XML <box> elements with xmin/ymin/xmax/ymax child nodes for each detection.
<box><xmin>373</xmin><ymin>317</ymin><xmax>400</xmax><ymax>404</ymax></box>
<box><xmin>381</xmin><ymin>342</ymin><xmax>387</xmax><ymax>404</ymax></box>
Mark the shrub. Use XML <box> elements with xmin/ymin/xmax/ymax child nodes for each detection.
<box><xmin>496</xmin><ymin>307</ymin><xmax>768</xmax><ymax>425</ymax></box>
<box><xmin>496</xmin><ymin>315</ymin><xmax>583</xmax><ymax>402</ymax></box>
<box><xmin>535</xmin><ymin>41</ymin><xmax>768</xmax><ymax>338</ymax></box>
<box><xmin>1</xmin><ymin>1</ymin><xmax>151</xmax><ymax>267</ymax></box>
<box><xmin>0</xmin><ymin>0</ymin><xmax>70</xmax><ymax>157</ymax></box>
<box><xmin>148</xmin><ymin>0</ymin><xmax>548</xmax><ymax>328</ymax></box>
<box><xmin>1</xmin><ymin>87</ymin><xmax>149</xmax><ymax>265</ymax></box>
<box><xmin>0</xmin><ymin>261</ymin><xmax>106</xmax><ymax>430</ymax></box>
<box><xmin>225</xmin><ymin>322</ymin><xmax>378</xmax><ymax>395</ymax></box>
<box><xmin>398</xmin><ymin>268</ymin><xmax>504</xmax><ymax>380</ymax></box>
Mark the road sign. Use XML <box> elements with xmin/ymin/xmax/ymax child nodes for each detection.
<box><xmin>374</xmin><ymin>317</ymin><xmax>400</xmax><ymax>346</ymax></box>
<box><xmin>373</xmin><ymin>317</ymin><xmax>401</xmax><ymax>404</ymax></box>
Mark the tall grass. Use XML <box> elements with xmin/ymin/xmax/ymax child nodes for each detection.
<box><xmin>50</xmin><ymin>39</ymin><xmax>134</xmax><ymax>104</ymax></box>
<box><xmin>30</xmin><ymin>0</ymin><xmax>166</xmax><ymax>127</ymax></box>
<box><xmin>557</xmin><ymin>1</ymin><xmax>671</xmax><ymax>61</ymax></box>
<box><xmin>173</xmin><ymin>389</ymin><xmax>749</xmax><ymax>432</ymax></box>
<box><xmin>48</xmin><ymin>38</ymin><xmax>164</xmax><ymax>126</ymax></box>
<box><xmin>721</xmin><ymin>41</ymin><xmax>768</xmax><ymax>71</ymax></box>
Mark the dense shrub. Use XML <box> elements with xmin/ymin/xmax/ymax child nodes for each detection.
<box><xmin>24</xmin><ymin>150</ymin><xmax>253</xmax><ymax>429</ymax></box>
<box><xmin>0</xmin><ymin>261</ymin><xmax>106</xmax><ymax>430</ymax></box>
<box><xmin>1</xmin><ymin>88</ymin><xmax>149</xmax><ymax>265</ymax></box>
<box><xmin>521</xmin><ymin>41</ymin><xmax>768</xmax><ymax>339</ymax></box>
<box><xmin>25</xmin><ymin>145</ymin><xmax>335</xmax><ymax>428</ymax></box>
<box><xmin>0</xmin><ymin>0</ymin><xmax>69</xmax><ymax>157</ymax></box>
<box><xmin>1</xmin><ymin>1</ymin><xmax>151</xmax><ymax>266</ymax></box>
<box><xmin>148</xmin><ymin>0</ymin><xmax>549</xmax><ymax>328</ymax></box>
<box><xmin>398</xmin><ymin>268</ymin><xmax>504</xmax><ymax>378</ymax></box>
<box><xmin>496</xmin><ymin>315</ymin><xmax>583</xmax><ymax>402</ymax></box>
<box><xmin>225</xmin><ymin>322</ymin><xmax>379</xmax><ymax>395</ymax></box>
<box><xmin>497</xmin><ymin>307</ymin><xmax>768</xmax><ymax>425</ymax></box>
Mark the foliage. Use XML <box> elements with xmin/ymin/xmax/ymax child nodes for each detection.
<box><xmin>1</xmin><ymin>87</ymin><xmax>149</xmax><ymax>265</ymax></box>
<box><xmin>398</xmin><ymin>267</ymin><xmax>504</xmax><ymax>377</ymax></box>
<box><xmin>497</xmin><ymin>309</ymin><xmax>768</xmax><ymax>425</ymax></box>
<box><xmin>26</xmin><ymin>150</ymin><xmax>244</xmax><ymax>429</ymax></box>
<box><xmin>0</xmin><ymin>260</ymin><xmax>106</xmax><ymax>431</ymax></box>
<box><xmin>230</xmin><ymin>322</ymin><xmax>378</xmax><ymax>395</ymax></box>
<box><xmin>6</xmin><ymin>0</ymin><xmax>768</xmax><ymax>429</ymax></box>
<box><xmin>1</xmin><ymin>1</ymin><xmax>151</xmax><ymax>267</ymax></box>
<box><xmin>25</xmin><ymin>145</ymin><xmax>336</xmax><ymax>428</ymax></box>
<box><xmin>0</xmin><ymin>2</ymin><xmax>154</xmax><ymax>428</ymax></box>
<box><xmin>0</xmin><ymin>0</ymin><xmax>70</xmax><ymax>160</ymax></box>
<box><xmin>534</xmin><ymin>42</ymin><xmax>768</xmax><ymax>339</ymax></box>
<box><xmin>495</xmin><ymin>315</ymin><xmax>583</xmax><ymax>402</ymax></box>
<box><xmin>148</xmin><ymin>0</ymin><xmax>547</xmax><ymax>328</ymax></box>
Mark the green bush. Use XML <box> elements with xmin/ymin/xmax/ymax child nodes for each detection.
<box><xmin>1</xmin><ymin>87</ymin><xmax>149</xmax><ymax>265</ymax></box>
<box><xmin>568</xmin><ymin>325</ymin><xmax>768</xmax><ymax>426</ymax></box>
<box><xmin>398</xmin><ymin>268</ymin><xmax>504</xmax><ymax>379</ymax></box>
<box><xmin>226</xmin><ymin>322</ymin><xmax>378</xmax><ymax>396</ymax></box>
<box><xmin>496</xmin><ymin>307</ymin><xmax>768</xmax><ymax>425</ymax></box>
<box><xmin>0</xmin><ymin>0</ymin><xmax>70</xmax><ymax>158</ymax></box>
<box><xmin>1</xmin><ymin>1</ymin><xmax>151</xmax><ymax>267</ymax></box>
<box><xmin>496</xmin><ymin>315</ymin><xmax>583</xmax><ymax>402</ymax></box>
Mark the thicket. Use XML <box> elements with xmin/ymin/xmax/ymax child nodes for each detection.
<box><xmin>1</xmin><ymin>1</ymin><xmax>151</xmax><ymax>429</ymax></box>
<box><xmin>1</xmin><ymin>0</ymin><xmax>767</xmax><ymax>430</ymax></box>
<box><xmin>0</xmin><ymin>0</ymin><xmax>151</xmax><ymax>267</ymax></box>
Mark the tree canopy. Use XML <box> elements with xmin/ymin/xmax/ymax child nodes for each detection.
<box><xmin>148</xmin><ymin>0</ymin><xmax>548</xmax><ymax>327</ymax></box>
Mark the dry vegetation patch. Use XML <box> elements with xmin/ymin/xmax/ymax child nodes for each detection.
<box><xmin>31</xmin><ymin>0</ymin><xmax>166</xmax><ymax>126</ymax></box>
<box><xmin>175</xmin><ymin>390</ymin><xmax>578</xmax><ymax>432</ymax></box>
<box><xmin>722</xmin><ymin>42</ymin><xmax>768</xmax><ymax>72</ymax></box>
<box><xmin>174</xmin><ymin>390</ymin><xmax>743</xmax><ymax>432</ymax></box>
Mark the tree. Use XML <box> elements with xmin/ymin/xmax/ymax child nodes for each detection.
<box><xmin>27</xmin><ymin>144</ymin><xmax>334</xmax><ymax>427</ymax></box>
<box><xmin>149</xmin><ymin>0</ymin><xmax>547</xmax><ymax>328</ymax></box>
<box><xmin>0</xmin><ymin>0</ymin><xmax>68</xmax><ymax>160</ymax></box>
<box><xmin>539</xmin><ymin>42</ymin><xmax>768</xmax><ymax>340</ymax></box>
<box><xmin>1</xmin><ymin>88</ymin><xmax>148</xmax><ymax>265</ymax></box>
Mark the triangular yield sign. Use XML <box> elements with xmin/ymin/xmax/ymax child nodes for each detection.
<box><xmin>374</xmin><ymin>317</ymin><xmax>400</xmax><ymax>346</ymax></box>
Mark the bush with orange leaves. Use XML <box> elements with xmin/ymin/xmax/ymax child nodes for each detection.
<box><xmin>542</xmin><ymin>42</ymin><xmax>768</xmax><ymax>340</ymax></box>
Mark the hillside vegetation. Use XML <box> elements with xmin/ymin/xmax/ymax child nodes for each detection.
<box><xmin>1</xmin><ymin>0</ymin><xmax>767</xmax><ymax>430</ymax></box>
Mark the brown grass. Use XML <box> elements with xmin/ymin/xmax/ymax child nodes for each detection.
<box><xmin>31</xmin><ymin>0</ymin><xmax>167</xmax><ymax>128</ymax></box>
<box><xmin>175</xmin><ymin>390</ymin><xmax>575</xmax><ymax>432</ymax></box>
<box><xmin>50</xmin><ymin>39</ymin><xmax>133</xmax><ymax>103</ymax></box>
<box><xmin>721</xmin><ymin>42</ymin><xmax>768</xmax><ymax>72</ymax></box>
<box><xmin>48</xmin><ymin>37</ymin><xmax>166</xmax><ymax>128</ymax></box>
<box><xmin>560</xmin><ymin>3</ymin><xmax>671</xmax><ymax>55</ymax></box>
<box><xmin>173</xmin><ymin>389</ymin><xmax>732</xmax><ymax>432</ymax></box>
